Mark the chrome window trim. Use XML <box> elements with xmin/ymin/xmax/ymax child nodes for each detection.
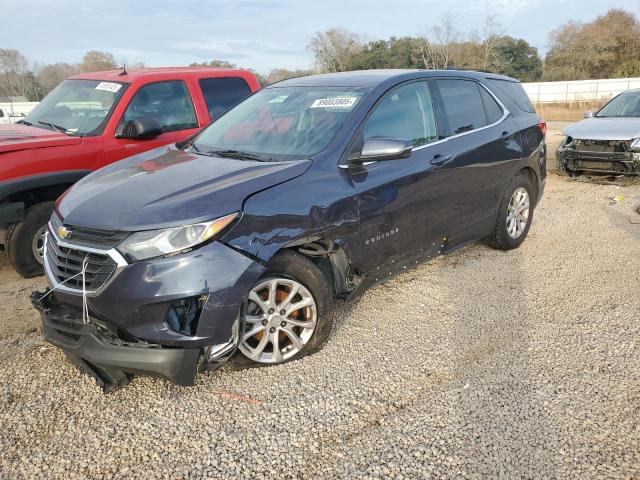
<box><xmin>43</xmin><ymin>222</ymin><xmax>128</xmax><ymax>297</ymax></box>
<box><xmin>340</xmin><ymin>80</ymin><xmax>510</xmax><ymax>168</ymax></box>
<box><xmin>413</xmin><ymin>82</ymin><xmax>510</xmax><ymax>151</ymax></box>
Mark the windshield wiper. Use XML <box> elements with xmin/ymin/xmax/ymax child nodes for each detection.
<box><xmin>16</xmin><ymin>119</ymin><xmax>32</xmax><ymax>126</ymax></box>
<box><xmin>204</xmin><ymin>149</ymin><xmax>272</xmax><ymax>162</ymax></box>
<box><xmin>37</xmin><ymin>121</ymin><xmax>68</xmax><ymax>135</ymax></box>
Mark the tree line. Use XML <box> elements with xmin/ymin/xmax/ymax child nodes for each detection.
<box><xmin>2</xmin><ymin>8</ymin><xmax>639</xmax><ymax>102</ymax></box>
<box><xmin>0</xmin><ymin>49</ymin><xmax>143</xmax><ymax>101</ymax></box>
<box><xmin>307</xmin><ymin>9</ymin><xmax>640</xmax><ymax>82</ymax></box>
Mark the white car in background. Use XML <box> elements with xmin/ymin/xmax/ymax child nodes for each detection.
<box><xmin>556</xmin><ymin>88</ymin><xmax>640</xmax><ymax>176</ymax></box>
<box><xmin>0</xmin><ymin>107</ymin><xmax>26</xmax><ymax>124</ymax></box>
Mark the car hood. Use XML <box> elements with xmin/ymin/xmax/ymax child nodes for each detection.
<box><xmin>0</xmin><ymin>123</ymin><xmax>82</xmax><ymax>153</ymax></box>
<box><xmin>563</xmin><ymin>117</ymin><xmax>640</xmax><ymax>141</ymax></box>
<box><xmin>58</xmin><ymin>145</ymin><xmax>312</xmax><ymax>231</ymax></box>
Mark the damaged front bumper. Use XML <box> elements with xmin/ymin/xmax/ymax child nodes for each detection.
<box><xmin>556</xmin><ymin>138</ymin><xmax>640</xmax><ymax>175</ymax></box>
<box><xmin>34</xmin><ymin>231</ymin><xmax>266</xmax><ymax>389</ymax></box>
<box><xmin>32</xmin><ymin>292</ymin><xmax>202</xmax><ymax>389</ymax></box>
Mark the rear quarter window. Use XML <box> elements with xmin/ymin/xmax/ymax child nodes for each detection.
<box><xmin>487</xmin><ymin>78</ymin><xmax>535</xmax><ymax>113</ymax></box>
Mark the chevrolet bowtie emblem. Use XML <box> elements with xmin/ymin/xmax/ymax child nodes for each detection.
<box><xmin>57</xmin><ymin>225</ymin><xmax>71</xmax><ymax>240</ymax></box>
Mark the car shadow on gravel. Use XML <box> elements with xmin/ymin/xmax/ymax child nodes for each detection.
<box><xmin>442</xmin><ymin>247</ymin><xmax>558</xmax><ymax>477</ymax></box>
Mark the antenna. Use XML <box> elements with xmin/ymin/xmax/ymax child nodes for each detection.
<box><xmin>119</xmin><ymin>63</ymin><xmax>127</xmax><ymax>76</ymax></box>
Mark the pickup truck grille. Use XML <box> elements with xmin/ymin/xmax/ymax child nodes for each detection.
<box><xmin>45</xmin><ymin>236</ymin><xmax>118</xmax><ymax>291</ymax></box>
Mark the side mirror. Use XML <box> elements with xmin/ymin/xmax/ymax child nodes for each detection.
<box><xmin>584</xmin><ymin>111</ymin><xmax>595</xmax><ymax>118</ymax></box>
<box><xmin>116</xmin><ymin>117</ymin><xmax>163</xmax><ymax>140</ymax></box>
<box><xmin>350</xmin><ymin>137</ymin><xmax>413</xmax><ymax>165</ymax></box>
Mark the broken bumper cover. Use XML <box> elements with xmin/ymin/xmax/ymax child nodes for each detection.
<box><xmin>557</xmin><ymin>144</ymin><xmax>640</xmax><ymax>175</ymax></box>
<box><xmin>35</xmin><ymin>239</ymin><xmax>267</xmax><ymax>386</ymax></box>
<box><xmin>32</xmin><ymin>293</ymin><xmax>201</xmax><ymax>387</ymax></box>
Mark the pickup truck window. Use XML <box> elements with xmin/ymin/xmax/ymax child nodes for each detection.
<box><xmin>199</xmin><ymin>77</ymin><xmax>252</xmax><ymax>121</ymax></box>
<box><xmin>22</xmin><ymin>79</ymin><xmax>127</xmax><ymax>136</ymax></box>
<box><xmin>121</xmin><ymin>80</ymin><xmax>197</xmax><ymax>133</ymax></box>
<box><xmin>363</xmin><ymin>81</ymin><xmax>437</xmax><ymax>148</ymax></box>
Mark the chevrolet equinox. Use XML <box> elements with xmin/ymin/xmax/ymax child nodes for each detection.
<box><xmin>33</xmin><ymin>70</ymin><xmax>547</xmax><ymax>389</ymax></box>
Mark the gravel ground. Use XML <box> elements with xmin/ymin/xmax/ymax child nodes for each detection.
<box><xmin>0</xmin><ymin>173</ymin><xmax>639</xmax><ymax>479</ymax></box>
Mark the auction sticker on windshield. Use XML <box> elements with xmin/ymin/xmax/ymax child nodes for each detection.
<box><xmin>95</xmin><ymin>82</ymin><xmax>122</xmax><ymax>93</ymax></box>
<box><xmin>310</xmin><ymin>97</ymin><xmax>358</xmax><ymax>109</ymax></box>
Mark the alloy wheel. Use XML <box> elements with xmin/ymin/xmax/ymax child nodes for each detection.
<box><xmin>506</xmin><ymin>187</ymin><xmax>530</xmax><ymax>239</ymax></box>
<box><xmin>239</xmin><ymin>277</ymin><xmax>317</xmax><ymax>364</ymax></box>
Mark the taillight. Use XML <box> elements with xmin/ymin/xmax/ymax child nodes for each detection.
<box><xmin>539</xmin><ymin>121</ymin><xmax>547</xmax><ymax>138</ymax></box>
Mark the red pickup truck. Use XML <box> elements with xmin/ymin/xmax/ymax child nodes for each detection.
<box><xmin>0</xmin><ymin>67</ymin><xmax>260</xmax><ymax>277</ymax></box>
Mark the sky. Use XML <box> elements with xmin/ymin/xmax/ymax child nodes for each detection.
<box><xmin>3</xmin><ymin>0</ymin><xmax>637</xmax><ymax>74</ymax></box>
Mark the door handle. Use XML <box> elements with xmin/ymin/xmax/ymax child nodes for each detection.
<box><xmin>431</xmin><ymin>153</ymin><xmax>451</xmax><ymax>165</ymax></box>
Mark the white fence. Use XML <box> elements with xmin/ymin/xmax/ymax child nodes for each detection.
<box><xmin>522</xmin><ymin>78</ymin><xmax>640</xmax><ymax>104</ymax></box>
<box><xmin>0</xmin><ymin>102</ymin><xmax>38</xmax><ymax>116</ymax></box>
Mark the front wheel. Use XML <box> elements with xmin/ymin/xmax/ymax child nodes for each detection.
<box><xmin>6</xmin><ymin>201</ymin><xmax>54</xmax><ymax>278</ymax></box>
<box><xmin>487</xmin><ymin>174</ymin><xmax>535</xmax><ymax>250</ymax></box>
<box><xmin>236</xmin><ymin>250</ymin><xmax>333</xmax><ymax>366</ymax></box>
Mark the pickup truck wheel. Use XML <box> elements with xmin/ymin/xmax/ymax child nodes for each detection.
<box><xmin>6</xmin><ymin>201</ymin><xmax>54</xmax><ymax>278</ymax></box>
<box><xmin>487</xmin><ymin>175</ymin><xmax>534</xmax><ymax>251</ymax></box>
<box><xmin>236</xmin><ymin>250</ymin><xmax>333</xmax><ymax>366</ymax></box>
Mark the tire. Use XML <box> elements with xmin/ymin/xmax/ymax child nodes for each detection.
<box><xmin>233</xmin><ymin>250</ymin><xmax>333</xmax><ymax>368</ymax></box>
<box><xmin>6</xmin><ymin>201</ymin><xmax>54</xmax><ymax>278</ymax></box>
<box><xmin>487</xmin><ymin>174</ymin><xmax>534</xmax><ymax>251</ymax></box>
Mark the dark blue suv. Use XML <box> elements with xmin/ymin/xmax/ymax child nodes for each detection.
<box><xmin>33</xmin><ymin>69</ymin><xmax>546</xmax><ymax>389</ymax></box>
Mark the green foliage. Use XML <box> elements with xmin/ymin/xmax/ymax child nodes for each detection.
<box><xmin>347</xmin><ymin>37</ymin><xmax>422</xmax><ymax>70</ymax></box>
<box><xmin>492</xmin><ymin>37</ymin><xmax>542</xmax><ymax>82</ymax></box>
<box><xmin>612</xmin><ymin>60</ymin><xmax>640</xmax><ymax>78</ymax></box>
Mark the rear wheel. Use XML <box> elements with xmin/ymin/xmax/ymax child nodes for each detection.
<box><xmin>487</xmin><ymin>175</ymin><xmax>534</xmax><ymax>250</ymax></box>
<box><xmin>6</xmin><ymin>201</ymin><xmax>54</xmax><ymax>278</ymax></box>
<box><xmin>236</xmin><ymin>250</ymin><xmax>333</xmax><ymax>366</ymax></box>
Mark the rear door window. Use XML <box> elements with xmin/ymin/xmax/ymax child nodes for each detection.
<box><xmin>432</xmin><ymin>79</ymin><xmax>487</xmax><ymax>138</ymax></box>
<box><xmin>121</xmin><ymin>80</ymin><xmax>197</xmax><ymax>132</ymax></box>
<box><xmin>363</xmin><ymin>81</ymin><xmax>438</xmax><ymax>147</ymax></box>
<box><xmin>198</xmin><ymin>77</ymin><xmax>252</xmax><ymax>121</ymax></box>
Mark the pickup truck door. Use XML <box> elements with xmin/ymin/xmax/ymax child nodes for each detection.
<box><xmin>101</xmin><ymin>79</ymin><xmax>202</xmax><ymax>167</ymax></box>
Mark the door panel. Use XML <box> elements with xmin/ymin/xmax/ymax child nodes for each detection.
<box><xmin>350</xmin><ymin>81</ymin><xmax>446</xmax><ymax>274</ymax></box>
<box><xmin>429</xmin><ymin>79</ymin><xmax>524</xmax><ymax>248</ymax></box>
<box><xmin>102</xmin><ymin>80</ymin><xmax>201</xmax><ymax>167</ymax></box>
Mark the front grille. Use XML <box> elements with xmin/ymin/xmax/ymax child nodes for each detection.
<box><xmin>50</xmin><ymin>213</ymin><xmax>128</xmax><ymax>249</ymax></box>
<box><xmin>46</xmin><ymin>236</ymin><xmax>118</xmax><ymax>291</ymax></box>
<box><xmin>575</xmin><ymin>139</ymin><xmax>630</xmax><ymax>154</ymax></box>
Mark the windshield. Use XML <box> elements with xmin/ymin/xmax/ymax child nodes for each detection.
<box><xmin>23</xmin><ymin>79</ymin><xmax>128</xmax><ymax>136</ymax></box>
<box><xmin>596</xmin><ymin>92</ymin><xmax>640</xmax><ymax>118</ymax></box>
<box><xmin>192</xmin><ymin>86</ymin><xmax>368</xmax><ymax>160</ymax></box>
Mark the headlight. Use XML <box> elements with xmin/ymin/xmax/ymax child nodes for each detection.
<box><xmin>630</xmin><ymin>138</ymin><xmax>640</xmax><ymax>151</ymax></box>
<box><xmin>117</xmin><ymin>212</ymin><xmax>238</xmax><ymax>261</ymax></box>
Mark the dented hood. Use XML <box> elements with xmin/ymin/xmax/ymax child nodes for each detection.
<box><xmin>564</xmin><ymin>117</ymin><xmax>640</xmax><ymax>141</ymax></box>
<box><xmin>0</xmin><ymin>123</ymin><xmax>81</xmax><ymax>153</ymax></box>
<box><xmin>58</xmin><ymin>145</ymin><xmax>311</xmax><ymax>231</ymax></box>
